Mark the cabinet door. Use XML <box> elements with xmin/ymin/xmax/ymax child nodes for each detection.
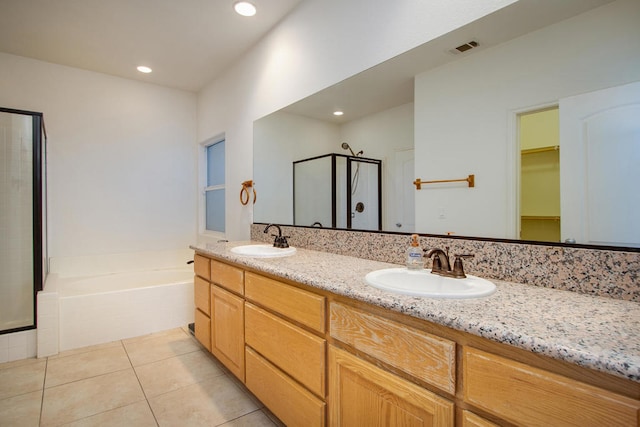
<box><xmin>211</xmin><ymin>285</ymin><xmax>245</xmax><ymax>381</ymax></box>
<box><xmin>329</xmin><ymin>346</ymin><xmax>454</xmax><ymax>427</ymax></box>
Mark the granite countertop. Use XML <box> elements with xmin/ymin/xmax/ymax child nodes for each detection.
<box><xmin>191</xmin><ymin>241</ymin><xmax>640</xmax><ymax>383</ymax></box>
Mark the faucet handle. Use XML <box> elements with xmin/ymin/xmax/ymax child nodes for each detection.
<box><xmin>431</xmin><ymin>256</ymin><xmax>443</xmax><ymax>272</ymax></box>
<box><xmin>452</xmin><ymin>254</ymin><xmax>474</xmax><ymax>278</ymax></box>
<box><xmin>279</xmin><ymin>236</ymin><xmax>290</xmax><ymax>248</ymax></box>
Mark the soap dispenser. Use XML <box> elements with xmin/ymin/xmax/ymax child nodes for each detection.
<box><xmin>406</xmin><ymin>234</ymin><xmax>424</xmax><ymax>270</ymax></box>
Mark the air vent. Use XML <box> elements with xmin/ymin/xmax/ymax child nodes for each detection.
<box><xmin>450</xmin><ymin>40</ymin><xmax>479</xmax><ymax>54</ymax></box>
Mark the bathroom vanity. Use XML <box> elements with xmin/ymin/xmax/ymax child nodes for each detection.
<box><xmin>191</xmin><ymin>242</ymin><xmax>640</xmax><ymax>426</ymax></box>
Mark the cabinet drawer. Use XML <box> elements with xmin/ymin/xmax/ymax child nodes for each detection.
<box><xmin>246</xmin><ymin>347</ymin><xmax>325</xmax><ymax>427</ymax></box>
<box><xmin>245</xmin><ymin>272</ymin><xmax>325</xmax><ymax>333</ymax></box>
<box><xmin>463</xmin><ymin>347</ymin><xmax>640</xmax><ymax>426</ymax></box>
<box><xmin>194</xmin><ymin>308</ymin><xmax>211</xmax><ymax>351</ymax></box>
<box><xmin>461</xmin><ymin>411</ymin><xmax>498</xmax><ymax>427</ymax></box>
<box><xmin>211</xmin><ymin>260</ymin><xmax>244</xmax><ymax>295</ymax></box>
<box><xmin>194</xmin><ymin>276</ymin><xmax>210</xmax><ymax>315</ymax></box>
<box><xmin>330</xmin><ymin>302</ymin><xmax>456</xmax><ymax>394</ymax></box>
<box><xmin>193</xmin><ymin>254</ymin><xmax>210</xmax><ymax>280</ymax></box>
<box><xmin>245</xmin><ymin>302</ymin><xmax>325</xmax><ymax>397</ymax></box>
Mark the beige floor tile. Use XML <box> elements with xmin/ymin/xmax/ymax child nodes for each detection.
<box><xmin>0</xmin><ymin>357</ymin><xmax>42</xmax><ymax>370</ymax></box>
<box><xmin>0</xmin><ymin>389</ymin><xmax>43</xmax><ymax>426</ymax></box>
<box><xmin>62</xmin><ymin>401</ymin><xmax>157</xmax><ymax>427</ymax></box>
<box><xmin>40</xmin><ymin>368</ymin><xmax>145</xmax><ymax>426</ymax></box>
<box><xmin>0</xmin><ymin>359</ymin><xmax>46</xmax><ymax>400</ymax></box>
<box><xmin>223</xmin><ymin>369</ymin><xmax>264</xmax><ymax>410</ymax></box>
<box><xmin>123</xmin><ymin>328</ymin><xmax>187</xmax><ymax>345</ymax></box>
<box><xmin>124</xmin><ymin>329</ymin><xmax>201</xmax><ymax>367</ymax></box>
<box><xmin>48</xmin><ymin>340</ymin><xmax>122</xmax><ymax>360</ymax></box>
<box><xmin>219</xmin><ymin>409</ymin><xmax>277</xmax><ymax>427</ymax></box>
<box><xmin>135</xmin><ymin>350</ymin><xmax>225</xmax><ymax>398</ymax></box>
<box><xmin>45</xmin><ymin>345</ymin><xmax>131</xmax><ymax>388</ymax></box>
<box><xmin>148</xmin><ymin>374</ymin><xmax>259</xmax><ymax>426</ymax></box>
<box><xmin>260</xmin><ymin>407</ymin><xmax>286</xmax><ymax>427</ymax></box>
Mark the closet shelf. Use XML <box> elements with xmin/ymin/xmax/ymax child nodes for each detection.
<box><xmin>521</xmin><ymin>215</ymin><xmax>560</xmax><ymax>221</ymax></box>
<box><xmin>521</xmin><ymin>146</ymin><xmax>559</xmax><ymax>155</ymax></box>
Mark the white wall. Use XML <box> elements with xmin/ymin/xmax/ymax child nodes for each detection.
<box><xmin>414</xmin><ymin>0</ymin><xmax>640</xmax><ymax>238</ymax></box>
<box><xmin>197</xmin><ymin>0</ymin><xmax>518</xmax><ymax>241</ymax></box>
<box><xmin>0</xmin><ymin>53</ymin><xmax>197</xmax><ymax>258</ymax></box>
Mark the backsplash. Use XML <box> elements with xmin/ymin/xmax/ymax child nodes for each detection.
<box><xmin>251</xmin><ymin>224</ymin><xmax>640</xmax><ymax>302</ymax></box>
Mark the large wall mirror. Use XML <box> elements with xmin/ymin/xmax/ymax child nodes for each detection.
<box><xmin>254</xmin><ymin>0</ymin><xmax>640</xmax><ymax>250</ymax></box>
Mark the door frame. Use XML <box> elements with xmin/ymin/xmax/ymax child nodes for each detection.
<box><xmin>507</xmin><ymin>101</ymin><xmax>558</xmax><ymax>241</ymax></box>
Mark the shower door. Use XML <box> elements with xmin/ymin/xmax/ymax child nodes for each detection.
<box><xmin>0</xmin><ymin>108</ymin><xmax>47</xmax><ymax>334</ymax></box>
<box><xmin>293</xmin><ymin>153</ymin><xmax>381</xmax><ymax>230</ymax></box>
<box><xmin>347</xmin><ymin>157</ymin><xmax>382</xmax><ymax>231</ymax></box>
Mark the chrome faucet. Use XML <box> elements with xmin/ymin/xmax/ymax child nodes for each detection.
<box><xmin>425</xmin><ymin>247</ymin><xmax>474</xmax><ymax>279</ymax></box>
<box><xmin>263</xmin><ymin>224</ymin><xmax>290</xmax><ymax>248</ymax></box>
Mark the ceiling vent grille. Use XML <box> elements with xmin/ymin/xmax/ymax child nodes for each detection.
<box><xmin>450</xmin><ymin>40</ymin><xmax>479</xmax><ymax>54</ymax></box>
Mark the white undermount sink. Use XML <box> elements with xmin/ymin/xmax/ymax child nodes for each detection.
<box><xmin>364</xmin><ymin>268</ymin><xmax>496</xmax><ymax>299</ymax></box>
<box><xmin>230</xmin><ymin>244</ymin><xmax>297</xmax><ymax>258</ymax></box>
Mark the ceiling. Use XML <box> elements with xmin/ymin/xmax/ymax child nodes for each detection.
<box><xmin>0</xmin><ymin>0</ymin><xmax>303</xmax><ymax>92</ymax></box>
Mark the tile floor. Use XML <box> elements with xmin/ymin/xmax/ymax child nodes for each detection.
<box><xmin>0</xmin><ymin>327</ymin><xmax>284</xmax><ymax>426</ymax></box>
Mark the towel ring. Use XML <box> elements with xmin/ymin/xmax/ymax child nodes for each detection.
<box><xmin>240</xmin><ymin>180</ymin><xmax>257</xmax><ymax>205</ymax></box>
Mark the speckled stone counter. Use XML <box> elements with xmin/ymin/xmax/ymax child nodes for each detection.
<box><xmin>191</xmin><ymin>241</ymin><xmax>640</xmax><ymax>383</ymax></box>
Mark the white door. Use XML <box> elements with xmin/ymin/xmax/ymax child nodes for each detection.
<box><xmin>393</xmin><ymin>149</ymin><xmax>415</xmax><ymax>232</ymax></box>
<box><xmin>559</xmin><ymin>81</ymin><xmax>640</xmax><ymax>247</ymax></box>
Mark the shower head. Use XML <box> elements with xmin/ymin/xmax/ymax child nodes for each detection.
<box><xmin>341</xmin><ymin>142</ymin><xmax>356</xmax><ymax>156</ymax></box>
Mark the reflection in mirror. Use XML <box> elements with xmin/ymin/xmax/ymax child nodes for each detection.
<box><xmin>253</xmin><ymin>0</ymin><xmax>640</xmax><ymax>249</ymax></box>
<box><xmin>293</xmin><ymin>154</ymin><xmax>382</xmax><ymax>230</ymax></box>
<box><xmin>519</xmin><ymin>107</ymin><xmax>560</xmax><ymax>243</ymax></box>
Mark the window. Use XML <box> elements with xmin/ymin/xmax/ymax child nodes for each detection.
<box><xmin>204</xmin><ymin>139</ymin><xmax>225</xmax><ymax>233</ymax></box>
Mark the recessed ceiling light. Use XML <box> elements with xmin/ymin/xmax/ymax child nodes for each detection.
<box><xmin>333</xmin><ymin>111</ymin><xmax>344</xmax><ymax>116</ymax></box>
<box><xmin>234</xmin><ymin>1</ymin><xmax>256</xmax><ymax>17</ymax></box>
<box><xmin>137</xmin><ymin>66</ymin><xmax>152</xmax><ymax>73</ymax></box>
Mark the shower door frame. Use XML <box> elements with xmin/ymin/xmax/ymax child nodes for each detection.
<box><xmin>0</xmin><ymin>107</ymin><xmax>47</xmax><ymax>335</ymax></box>
<box><xmin>292</xmin><ymin>153</ymin><xmax>382</xmax><ymax>230</ymax></box>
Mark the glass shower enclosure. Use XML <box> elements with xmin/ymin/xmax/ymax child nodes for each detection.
<box><xmin>0</xmin><ymin>107</ymin><xmax>47</xmax><ymax>335</ymax></box>
<box><xmin>293</xmin><ymin>153</ymin><xmax>382</xmax><ymax>230</ymax></box>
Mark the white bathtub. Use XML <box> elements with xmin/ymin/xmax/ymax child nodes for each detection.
<box><xmin>37</xmin><ymin>251</ymin><xmax>195</xmax><ymax>356</ymax></box>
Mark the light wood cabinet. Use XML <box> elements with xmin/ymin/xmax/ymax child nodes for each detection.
<box><xmin>463</xmin><ymin>346</ymin><xmax>640</xmax><ymax>426</ymax></box>
<box><xmin>193</xmin><ymin>252</ymin><xmax>640</xmax><ymax>427</ymax></box>
<box><xmin>210</xmin><ymin>284</ymin><xmax>245</xmax><ymax>381</ymax></box>
<box><xmin>246</xmin><ymin>347</ymin><xmax>325</xmax><ymax>427</ymax></box>
<box><xmin>244</xmin><ymin>274</ymin><xmax>328</xmax><ymax>424</ymax></box>
<box><xmin>193</xmin><ymin>262</ymin><xmax>211</xmax><ymax>351</ymax></box>
<box><xmin>245</xmin><ymin>302</ymin><xmax>325</xmax><ymax>397</ymax></box>
<box><xmin>245</xmin><ymin>272</ymin><xmax>325</xmax><ymax>333</ymax></box>
<box><xmin>330</xmin><ymin>301</ymin><xmax>456</xmax><ymax>394</ymax></box>
<box><xmin>211</xmin><ymin>259</ymin><xmax>244</xmax><ymax>294</ymax></box>
<box><xmin>329</xmin><ymin>345</ymin><xmax>454</xmax><ymax>426</ymax></box>
<box><xmin>193</xmin><ymin>254</ymin><xmax>210</xmax><ymax>280</ymax></box>
<box><xmin>193</xmin><ymin>308</ymin><xmax>211</xmax><ymax>351</ymax></box>
<box><xmin>194</xmin><ymin>276</ymin><xmax>210</xmax><ymax>316</ymax></box>
<box><xmin>460</xmin><ymin>411</ymin><xmax>498</xmax><ymax>427</ymax></box>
